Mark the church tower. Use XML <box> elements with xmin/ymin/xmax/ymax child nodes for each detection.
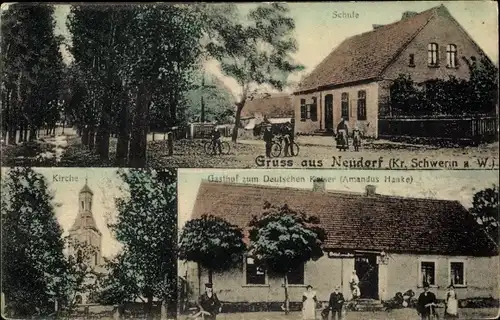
<box><xmin>68</xmin><ymin>179</ymin><xmax>102</xmax><ymax>268</ymax></box>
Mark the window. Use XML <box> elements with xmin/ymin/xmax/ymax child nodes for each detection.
<box><xmin>310</xmin><ymin>97</ymin><xmax>318</xmax><ymax>121</ymax></box>
<box><xmin>450</xmin><ymin>261</ymin><xmax>465</xmax><ymax>286</ymax></box>
<box><xmin>409</xmin><ymin>54</ymin><xmax>415</xmax><ymax>67</ymax></box>
<box><xmin>446</xmin><ymin>44</ymin><xmax>457</xmax><ymax>68</ymax></box>
<box><xmin>420</xmin><ymin>261</ymin><xmax>436</xmax><ymax>286</ymax></box>
<box><xmin>75</xmin><ymin>295</ymin><xmax>83</xmax><ymax>305</ymax></box>
<box><xmin>245</xmin><ymin>257</ymin><xmax>266</xmax><ymax>285</ymax></box>
<box><xmin>428</xmin><ymin>43</ymin><xmax>439</xmax><ymax>66</ymax></box>
<box><xmin>341</xmin><ymin>93</ymin><xmax>349</xmax><ymax>120</ymax></box>
<box><xmin>94</xmin><ymin>252</ymin><xmax>99</xmax><ymax>265</ymax></box>
<box><xmin>81</xmin><ymin>201</ymin><xmax>84</xmax><ymax>210</ymax></box>
<box><xmin>357</xmin><ymin>90</ymin><xmax>367</xmax><ymax>120</ymax></box>
<box><xmin>300</xmin><ymin>99</ymin><xmax>306</xmax><ymax>121</ymax></box>
<box><xmin>287</xmin><ymin>263</ymin><xmax>305</xmax><ymax>285</ymax></box>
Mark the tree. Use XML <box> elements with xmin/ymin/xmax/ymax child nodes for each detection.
<box><xmin>123</xmin><ymin>4</ymin><xmax>205</xmax><ymax>167</ymax></box>
<box><xmin>247</xmin><ymin>203</ymin><xmax>326</xmax><ymax>314</ymax></box>
<box><xmin>463</xmin><ymin>54</ymin><xmax>498</xmax><ymax>115</ymax></box>
<box><xmin>1</xmin><ymin>4</ymin><xmax>63</xmax><ymax>144</ymax></box>
<box><xmin>107</xmin><ymin>169</ymin><xmax>177</xmax><ymax>319</ymax></box>
<box><xmin>0</xmin><ymin>167</ymin><xmax>68</xmax><ymax>317</ymax></box>
<box><xmin>469</xmin><ymin>184</ymin><xmax>499</xmax><ymax>244</ymax></box>
<box><xmin>204</xmin><ymin>3</ymin><xmax>304</xmax><ymax>142</ymax></box>
<box><xmin>178</xmin><ymin>214</ymin><xmax>246</xmax><ymax>287</ymax></box>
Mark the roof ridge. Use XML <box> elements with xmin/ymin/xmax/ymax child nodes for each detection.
<box><xmin>199</xmin><ymin>180</ymin><xmax>464</xmax><ymax>204</ymax></box>
<box><xmin>355</xmin><ymin>5</ymin><xmax>439</xmax><ymax>37</ymax></box>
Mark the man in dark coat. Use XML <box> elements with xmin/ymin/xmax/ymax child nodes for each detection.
<box><xmin>322</xmin><ymin>286</ymin><xmax>344</xmax><ymax>320</ymax></box>
<box><xmin>336</xmin><ymin>118</ymin><xmax>349</xmax><ymax>151</ymax></box>
<box><xmin>417</xmin><ymin>282</ymin><xmax>438</xmax><ymax>320</ymax></box>
<box><xmin>263</xmin><ymin>125</ymin><xmax>274</xmax><ymax>157</ymax></box>
<box><xmin>197</xmin><ymin>283</ymin><xmax>221</xmax><ymax>320</ymax></box>
<box><xmin>210</xmin><ymin>127</ymin><xmax>222</xmax><ymax>155</ymax></box>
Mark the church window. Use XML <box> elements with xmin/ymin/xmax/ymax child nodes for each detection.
<box><xmin>81</xmin><ymin>201</ymin><xmax>84</xmax><ymax>210</ymax></box>
<box><xmin>94</xmin><ymin>252</ymin><xmax>98</xmax><ymax>265</ymax></box>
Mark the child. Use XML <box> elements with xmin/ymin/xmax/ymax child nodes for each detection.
<box><xmin>352</xmin><ymin>124</ymin><xmax>362</xmax><ymax>152</ymax></box>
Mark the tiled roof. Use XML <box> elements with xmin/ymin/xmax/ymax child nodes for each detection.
<box><xmin>295</xmin><ymin>6</ymin><xmax>441</xmax><ymax>93</ymax></box>
<box><xmin>241</xmin><ymin>93</ymin><xmax>294</xmax><ymax>119</ymax></box>
<box><xmin>190</xmin><ymin>181</ymin><xmax>498</xmax><ymax>257</ymax></box>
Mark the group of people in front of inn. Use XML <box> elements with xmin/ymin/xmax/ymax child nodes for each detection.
<box><xmin>193</xmin><ymin>274</ymin><xmax>460</xmax><ymax>320</ymax></box>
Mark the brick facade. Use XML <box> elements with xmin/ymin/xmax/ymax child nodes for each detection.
<box><xmin>294</xmin><ymin>6</ymin><xmax>488</xmax><ymax>136</ymax></box>
<box><xmin>294</xmin><ymin>82</ymin><xmax>379</xmax><ymax>138</ymax></box>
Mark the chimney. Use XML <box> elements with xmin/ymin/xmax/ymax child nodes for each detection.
<box><xmin>365</xmin><ymin>185</ymin><xmax>377</xmax><ymax>196</ymax></box>
<box><xmin>312</xmin><ymin>178</ymin><xmax>326</xmax><ymax>192</ymax></box>
<box><xmin>401</xmin><ymin>11</ymin><xmax>418</xmax><ymax>20</ymax></box>
<box><xmin>372</xmin><ymin>24</ymin><xmax>385</xmax><ymax>30</ymax></box>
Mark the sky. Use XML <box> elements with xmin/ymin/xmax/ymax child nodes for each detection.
<box><xmin>46</xmin><ymin>1</ymin><xmax>499</xmax><ymax>99</ymax></box>
<box><xmin>177</xmin><ymin>168</ymin><xmax>498</xmax><ymax>229</ymax></box>
<box><xmin>1</xmin><ymin>168</ymin><xmax>125</xmax><ymax>258</ymax></box>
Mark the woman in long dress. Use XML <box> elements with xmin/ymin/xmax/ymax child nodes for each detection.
<box><xmin>444</xmin><ymin>284</ymin><xmax>459</xmax><ymax>318</ymax></box>
<box><xmin>302</xmin><ymin>285</ymin><xmax>318</xmax><ymax>320</ymax></box>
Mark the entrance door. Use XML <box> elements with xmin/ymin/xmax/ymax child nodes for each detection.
<box><xmin>354</xmin><ymin>255</ymin><xmax>379</xmax><ymax>299</ymax></box>
<box><xmin>324</xmin><ymin>94</ymin><xmax>334</xmax><ymax>132</ymax></box>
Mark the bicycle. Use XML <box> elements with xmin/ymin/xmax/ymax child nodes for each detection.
<box><xmin>203</xmin><ymin>138</ymin><xmax>230</xmax><ymax>155</ymax></box>
<box><xmin>270</xmin><ymin>134</ymin><xmax>300</xmax><ymax>157</ymax></box>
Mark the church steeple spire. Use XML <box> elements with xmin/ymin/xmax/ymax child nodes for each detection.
<box><xmin>70</xmin><ymin>180</ymin><xmax>99</xmax><ymax>234</ymax></box>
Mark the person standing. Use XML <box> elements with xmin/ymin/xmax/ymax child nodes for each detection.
<box><xmin>282</xmin><ymin>122</ymin><xmax>295</xmax><ymax>157</ymax></box>
<box><xmin>302</xmin><ymin>285</ymin><xmax>318</xmax><ymax>320</ymax></box>
<box><xmin>263</xmin><ymin>125</ymin><xmax>274</xmax><ymax>157</ymax></box>
<box><xmin>444</xmin><ymin>284</ymin><xmax>459</xmax><ymax>318</ymax></box>
<box><xmin>336</xmin><ymin>118</ymin><xmax>349</xmax><ymax>151</ymax></box>
<box><xmin>350</xmin><ymin>270</ymin><xmax>361</xmax><ymax>299</ymax></box>
<box><xmin>326</xmin><ymin>286</ymin><xmax>344</xmax><ymax>320</ymax></box>
<box><xmin>417</xmin><ymin>282</ymin><xmax>438</xmax><ymax>320</ymax></box>
<box><xmin>352</xmin><ymin>123</ymin><xmax>362</xmax><ymax>152</ymax></box>
<box><xmin>197</xmin><ymin>283</ymin><xmax>222</xmax><ymax>320</ymax></box>
<box><xmin>210</xmin><ymin>127</ymin><xmax>222</xmax><ymax>155</ymax></box>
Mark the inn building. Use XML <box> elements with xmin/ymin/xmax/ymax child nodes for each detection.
<box><xmin>293</xmin><ymin>5</ymin><xmax>496</xmax><ymax>139</ymax></box>
<box><xmin>180</xmin><ymin>180</ymin><xmax>498</xmax><ymax>307</ymax></box>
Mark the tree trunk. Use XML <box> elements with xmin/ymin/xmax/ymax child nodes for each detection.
<box><xmin>82</xmin><ymin>126</ymin><xmax>90</xmax><ymax>146</ymax></box>
<box><xmin>146</xmin><ymin>292</ymin><xmax>154</xmax><ymax>320</ymax></box>
<box><xmin>208</xmin><ymin>269</ymin><xmax>213</xmax><ymax>284</ymax></box>
<box><xmin>231</xmin><ymin>103</ymin><xmax>244</xmax><ymax>142</ymax></box>
<box><xmin>8</xmin><ymin>126</ymin><xmax>17</xmax><ymax>145</ymax></box>
<box><xmin>284</xmin><ymin>274</ymin><xmax>290</xmax><ymax>314</ymax></box>
<box><xmin>19</xmin><ymin>122</ymin><xmax>25</xmax><ymax>142</ymax></box>
<box><xmin>116</xmin><ymin>89</ymin><xmax>131</xmax><ymax>166</ymax></box>
<box><xmin>129</xmin><ymin>82</ymin><xmax>152</xmax><ymax>168</ymax></box>
<box><xmin>29</xmin><ymin>126</ymin><xmax>36</xmax><ymax>142</ymax></box>
<box><xmin>160</xmin><ymin>300</ymin><xmax>168</xmax><ymax>320</ymax></box>
<box><xmin>88</xmin><ymin>125</ymin><xmax>96</xmax><ymax>150</ymax></box>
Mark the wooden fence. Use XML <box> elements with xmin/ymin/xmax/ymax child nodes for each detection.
<box><xmin>378</xmin><ymin>116</ymin><xmax>498</xmax><ymax>143</ymax></box>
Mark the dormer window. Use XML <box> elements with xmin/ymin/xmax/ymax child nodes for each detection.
<box><xmin>409</xmin><ymin>54</ymin><xmax>415</xmax><ymax>67</ymax></box>
<box><xmin>428</xmin><ymin>43</ymin><xmax>439</xmax><ymax>66</ymax></box>
<box><xmin>446</xmin><ymin>44</ymin><xmax>457</xmax><ymax>68</ymax></box>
